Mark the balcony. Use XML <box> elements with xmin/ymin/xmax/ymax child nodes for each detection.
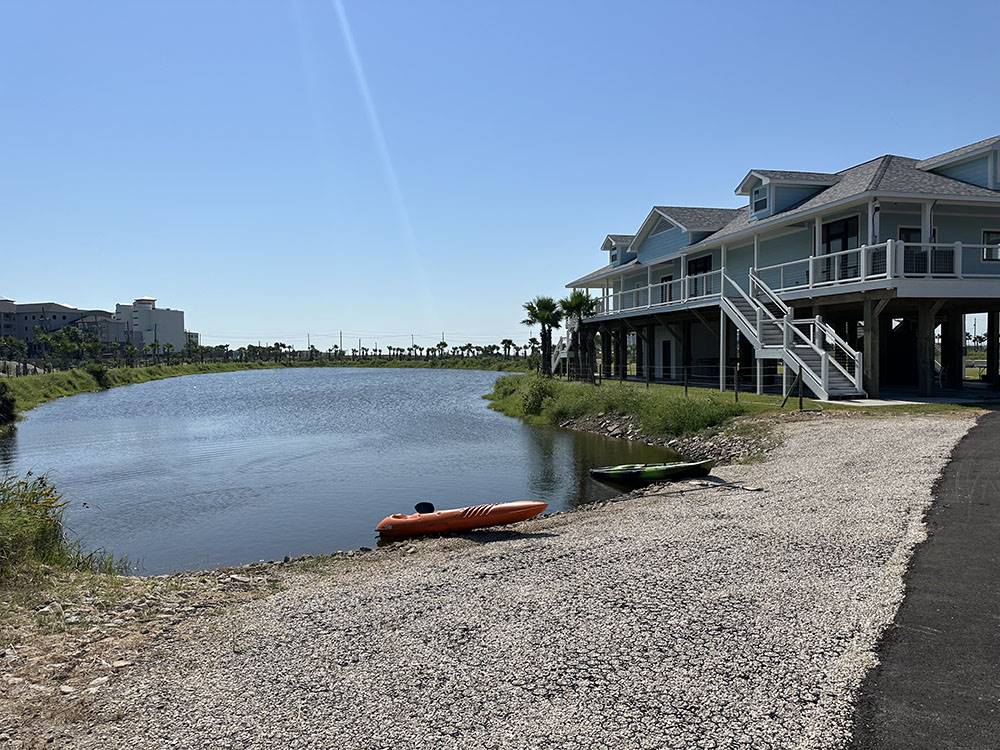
<box><xmin>590</xmin><ymin>269</ymin><xmax>724</xmax><ymax>317</ymax></box>
<box><xmin>585</xmin><ymin>238</ymin><xmax>1000</xmax><ymax>321</ymax></box>
<box><xmin>756</xmin><ymin>240</ymin><xmax>1000</xmax><ymax>293</ymax></box>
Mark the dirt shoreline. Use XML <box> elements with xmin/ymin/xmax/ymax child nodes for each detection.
<box><xmin>1</xmin><ymin>411</ymin><xmax>976</xmax><ymax>748</ymax></box>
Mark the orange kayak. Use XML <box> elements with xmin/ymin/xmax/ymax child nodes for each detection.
<box><xmin>376</xmin><ymin>500</ymin><xmax>548</xmax><ymax>540</ymax></box>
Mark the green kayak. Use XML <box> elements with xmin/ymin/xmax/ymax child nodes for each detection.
<box><xmin>589</xmin><ymin>459</ymin><xmax>714</xmax><ymax>485</ymax></box>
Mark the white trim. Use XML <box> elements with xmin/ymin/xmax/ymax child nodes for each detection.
<box><xmin>983</xmin><ymin>228</ymin><xmax>1000</xmax><ymax>262</ymax></box>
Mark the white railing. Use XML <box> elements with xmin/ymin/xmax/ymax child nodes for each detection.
<box><xmin>550</xmin><ymin>336</ymin><xmax>566</xmax><ymax>374</ymax></box>
<box><xmin>748</xmin><ymin>270</ymin><xmax>864</xmax><ymax>396</ymax></box>
<box><xmin>755</xmin><ymin>241</ymin><xmax>892</xmax><ymax>293</ymax></box>
<box><xmin>590</xmin><ymin>269</ymin><xmax>722</xmax><ymax>317</ymax></box>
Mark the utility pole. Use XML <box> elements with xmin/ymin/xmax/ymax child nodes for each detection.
<box><xmin>339</xmin><ymin>330</ymin><xmax>343</xmax><ymax>351</ymax></box>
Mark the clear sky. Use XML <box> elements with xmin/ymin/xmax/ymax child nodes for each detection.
<box><xmin>2</xmin><ymin>0</ymin><xmax>999</xmax><ymax>350</ymax></box>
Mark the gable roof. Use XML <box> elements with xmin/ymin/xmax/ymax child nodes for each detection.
<box><xmin>735</xmin><ymin>169</ymin><xmax>840</xmax><ymax>195</ymax></box>
<box><xmin>600</xmin><ymin>234</ymin><xmax>634</xmax><ymax>252</ymax></box>
<box><xmin>694</xmin><ymin>154</ymin><xmax>1000</xmax><ymax>249</ymax></box>
<box><xmin>915</xmin><ymin>134</ymin><xmax>1000</xmax><ymax>171</ymax></box>
<box><xmin>651</xmin><ymin>206</ymin><xmax>742</xmax><ymax>233</ymax></box>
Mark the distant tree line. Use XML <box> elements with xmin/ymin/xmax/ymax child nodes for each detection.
<box><xmin>0</xmin><ymin>326</ymin><xmax>542</xmax><ymax>376</ymax></box>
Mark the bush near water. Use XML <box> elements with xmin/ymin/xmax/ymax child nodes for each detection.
<box><xmin>487</xmin><ymin>374</ymin><xmax>746</xmax><ymax>438</ymax></box>
<box><xmin>0</xmin><ymin>474</ymin><xmax>125</xmax><ymax>585</ymax></box>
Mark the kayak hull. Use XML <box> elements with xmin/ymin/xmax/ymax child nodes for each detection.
<box><xmin>376</xmin><ymin>500</ymin><xmax>548</xmax><ymax>540</ymax></box>
<box><xmin>589</xmin><ymin>460</ymin><xmax>715</xmax><ymax>486</ymax></box>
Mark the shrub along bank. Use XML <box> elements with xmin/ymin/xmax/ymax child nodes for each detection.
<box><xmin>0</xmin><ymin>474</ymin><xmax>125</xmax><ymax>588</ymax></box>
<box><xmin>486</xmin><ymin>374</ymin><xmax>747</xmax><ymax>438</ymax></box>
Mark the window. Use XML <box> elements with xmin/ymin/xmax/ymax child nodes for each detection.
<box><xmin>610</xmin><ymin>251</ymin><xmax>618</xmax><ymax>263</ymax></box>
<box><xmin>660</xmin><ymin>275</ymin><xmax>673</xmax><ymax>304</ymax></box>
<box><xmin>984</xmin><ymin>230</ymin><xmax>1000</xmax><ymax>262</ymax></box>
<box><xmin>819</xmin><ymin>216</ymin><xmax>860</xmax><ymax>281</ymax></box>
<box><xmin>752</xmin><ymin>186</ymin><xmax>768</xmax><ymax>213</ymax></box>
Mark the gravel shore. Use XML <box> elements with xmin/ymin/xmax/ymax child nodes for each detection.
<box><xmin>12</xmin><ymin>413</ymin><xmax>973</xmax><ymax>749</ymax></box>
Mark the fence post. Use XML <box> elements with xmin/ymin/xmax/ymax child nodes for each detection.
<box><xmin>734</xmin><ymin>365</ymin><xmax>739</xmax><ymax>403</ymax></box>
<box><xmin>955</xmin><ymin>241</ymin><xmax>963</xmax><ymax>279</ymax></box>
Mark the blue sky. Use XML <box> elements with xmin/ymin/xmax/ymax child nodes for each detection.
<box><xmin>2</xmin><ymin>0</ymin><xmax>999</xmax><ymax>350</ymax></box>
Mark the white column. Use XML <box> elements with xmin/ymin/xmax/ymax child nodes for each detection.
<box><xmin>646</xmin><ymin>265</ymin><xmax>652</xmax><ymax>307</ymax></box>
<box><xmin>680</xmin><ymin>253</ymin><xmax>688</xmax><ymax>301</ymax></box>
<box><xmin>921</xmin><ymin>201</ymin><xmax>933</xmax><ymax>277</ymax></box>
<box><xmin>719</xmin><ymin>308</ymin><xmax>726</xmax><ymax>392</ymax></box>
<box><xmin>753</xmin><ymin>234</ymin><xmax>759</xmax><ymax>271</ymax></box>
<box><xmin>812</xmin><ymin>216</ymin><xmax>822</xmax><ymax>288</ymax></box>
<box><xmin>756</xmin><ymin>358</ymin><xmax>763</xmax><ymax>395</ymax></box>
<box><xmin>867</xmin><ymin>198</ymin><xmax>875</xmax><ymax>245</ymax></box>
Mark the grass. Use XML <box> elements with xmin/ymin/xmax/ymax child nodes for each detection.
<box><xmin>486</xmin><ymin>373</ymin><xmax>982</xmax><ymax>438</ymax></box>
<box><xmin>0</xmin><ymin>473</ymin><xmax>126</xmax><ymax>591</ymax></box>
<box><xmin>487</xmin><ymin>374</ymin><xmax>749</xmax><ymax>438</ymax></box>
<box><xmin>0</xmin><ymin>356</ymin><xmax>530</xmax><ymax>424</ymax></box>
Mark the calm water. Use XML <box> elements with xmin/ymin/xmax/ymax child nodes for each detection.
<box><xmin>0</xmin><ymin>368</ymin><xmax>673</xmax><ymax>573</ymax></box>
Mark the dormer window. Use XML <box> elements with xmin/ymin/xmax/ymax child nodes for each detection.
<box><xmin>610</xmin><ymin>251</ymin><xmax>618</xmax><ymax>262</ymax></box>
<box><xmin>752</xmin><ymin>185</ymin><xmax>769</xmax><ymax>213</ymax></box>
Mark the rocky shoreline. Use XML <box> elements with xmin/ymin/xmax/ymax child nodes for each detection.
<box><xmin>557</xmin><ymin>410</ymin><xmax>801</xmax><ymax>464</ymax></box>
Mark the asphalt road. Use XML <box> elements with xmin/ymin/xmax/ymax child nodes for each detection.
<box><xmin>850</xmin><ymin>411</ymin><xmax>1000</xmax><ymax>749</ymax></box>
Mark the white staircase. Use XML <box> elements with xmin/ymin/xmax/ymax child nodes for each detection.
<box><xmin>550</xmin><ymin>336</ymin><xmax>568</xmax><ymax>375</ymax></box>
<box><xmin>719</xmin><ymin>271</ymin><xmax>866</xmax><ymax>400</ymax></box>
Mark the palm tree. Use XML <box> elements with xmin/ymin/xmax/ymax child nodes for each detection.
<box><xmin>437</xmin><ymin>341</ymin><xmax>448</xmax><ymax>358</ymax></box>
<box><xmin>163</xmin><ymin>342</ymin><xmax>175</xmax><ymax>364</ymax></box>
<box><xmin>527</xmin><ymin>337</ymin><xmax>540</xmax><ymax>356</ymax></box>
<box><xmin>500</xmin><ymin>338</ymin><xmax>514</xmax><ymax>359</ymax></box>
<box><xmin>522</xmin><ymin>297</ymin><xmax>563</xmax><ymax>376</ymax></box>
<box><xmin>558</xmin><ymin>290</ymin><xmax>598</xmax><ymax>380</ymax></box>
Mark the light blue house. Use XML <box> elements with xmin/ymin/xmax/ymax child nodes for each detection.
<box><xmin>565</xmin><ymin>135</ymin><xmax>1000</xmax><ymax>398</ymax></box>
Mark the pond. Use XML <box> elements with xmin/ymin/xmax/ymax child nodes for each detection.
<box><xmin>0</xmin><ymin>368</ymin><xmax>674</xmax><ymax>573</ymax></box>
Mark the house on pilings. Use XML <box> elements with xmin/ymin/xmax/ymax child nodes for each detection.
<box><xmin>561</xmin><ymin>135</ymin><xmax>1000</xmax><ymax>399</ymax></box>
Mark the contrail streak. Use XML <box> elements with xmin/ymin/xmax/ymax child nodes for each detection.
<box><xmin>330</xmin><ymin>0</ymin><xmax>436</xmax><ymax>321</ymax></box>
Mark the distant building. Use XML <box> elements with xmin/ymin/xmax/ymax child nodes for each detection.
<box><xmin>113</xmin><ymin>298</ymin><xmax>186</xmax><ymax>353</ymax></box>
<box><xmin>0</xmin><ymin>296</ymin><xmax>188</xmax><ymax>354</ymax></box>
<box><xmin>186</xmin><ymin>331</ymin><xmax>201</xmax><ymax>348</ymax></box>
<box><xmin>7</xmin><ymin>301</ymin><xmax>108</xmax><ymax>344</ymax></box>
<box><xmin>0</xmin><ymin>299</ymin><xmax>15</xmax><ymax>338</ymax></box>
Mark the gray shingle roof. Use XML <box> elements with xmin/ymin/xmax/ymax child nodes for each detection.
<box><xmin>876</xmin><ymin>155</ymin><xmax>999</xmax><ymax>196</ymax></box>
<box><xmin>605</xmin><ymin>234</ymin><xmax>634</xmax><ymax>243</ymax></box>
<box><xmin>653</xmin><ymin>206</ymin><xmax>743</xmax><ymax>232</ymax></box>
<box><xmin>751</xmin><ymin>170</ymin><xmax>840</xmax><ymax>183</ymax></box>
<box><xmin>695</xmin><ymin>154</ymin><xmax>1000</xmax><ymax>248</ymax></box>
<box><xmin>915</xmin><ymin>134</ymin><xmax>1000</xmax><ymax>170</ymax></box>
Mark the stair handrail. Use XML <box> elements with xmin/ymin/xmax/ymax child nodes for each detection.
<box><xmin>748</xmin><ymin>270</ymin><xmax>790</xmax><ymax>318</ymax></box>
<box><xmin>720</xmin><ymin>272</ymin><xmax>762</xmax><ymax>335</ymax></box>
<box><xmin>752</xmin><ymin>270</ymin><xmax>864</xmax><ymax>394</ymax></box>
<box><xmin>550</xmin><ymin>336</ymin><xmax>566</xmax><ymax>373</ymax></box>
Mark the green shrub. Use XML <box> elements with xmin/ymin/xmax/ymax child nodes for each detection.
<box><xmin>83</xmin><ymin>362</ymin><xmax>111</xmax><ymax>389</ymax></box>
<box><xmin>488</xmin><ymin>376</ymin><xmax>747</xmax><ymax>438</ymax></box>
<box><xmin>0</xmin><ymin>380</ymin><xmax>15</xmax><ymax>424</ymax></box>
<box><xmin>521</xmin><ymin>376</ymin><xmax>555</xmax><ymax>415</ymax></box>
<box><xmin>490</xmin><ymin>374</ymin><xmax>522</xmax><ymax>400</ymax></box>
<box><xmin>0</xmin><ymin>474</ymin><xmax>125</xmax><ymax>583</ymax></box>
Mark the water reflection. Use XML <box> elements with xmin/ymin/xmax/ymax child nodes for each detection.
<box><xmin>0</xmin><ymin>368</ymin><xmax>674</xmax><ymax>573</ymax></box>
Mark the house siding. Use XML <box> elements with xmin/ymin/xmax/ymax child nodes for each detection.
<box><xmin>773</xmin><ymin>185</ymin><xmax>821</xmax><ymax>214</ymax></box>
<box><xmin>634</xmin><ymin>224</ymin><xmax>691</xmax><ymax>264</ymax></box>
<box><xmin>935</xmin><ymin>156</ymin><xmax>991</xmax><ymax>188</ymax></box>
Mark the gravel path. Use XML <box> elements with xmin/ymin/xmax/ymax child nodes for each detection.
<box><xmin>43</xmin><ymin>414</ymin><xmax>972</xmax><ymax>749</ymax></box>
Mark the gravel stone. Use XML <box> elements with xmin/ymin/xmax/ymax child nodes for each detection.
<box><xmin>24</xmin><ymin>414</ymin><xmax>973</xmax><ymax>749</ymax></box>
